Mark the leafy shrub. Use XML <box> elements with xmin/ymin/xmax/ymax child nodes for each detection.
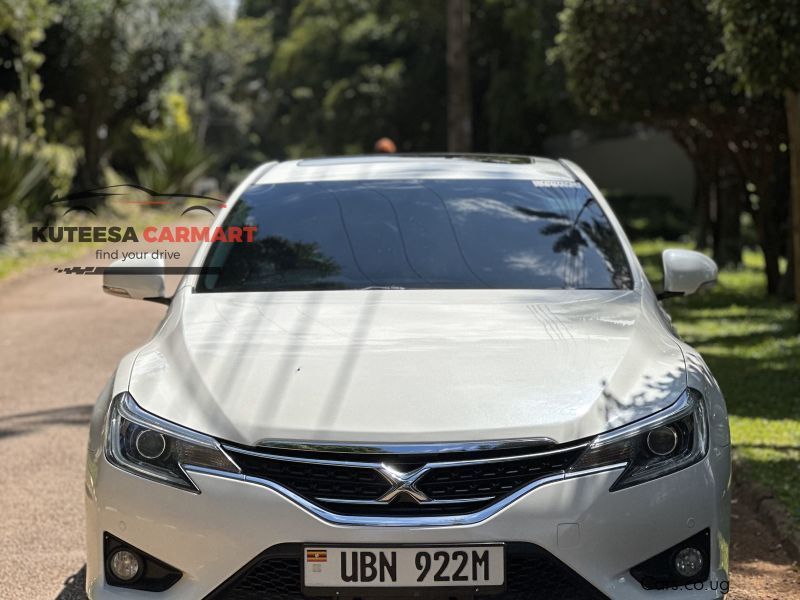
<box><xmin>0</xmin><ymin>140</ymin><xmax>56</xmax><ymax>242</ymax></box>
<box><xmin>135</xmin><ymin>131</ymin><xmax>215</xmax><ymax>193</ymax></box>
<box><xmin>133</xmin><ymin>93</ymin><xmax>214</xmax><ymax>193</ymax></box>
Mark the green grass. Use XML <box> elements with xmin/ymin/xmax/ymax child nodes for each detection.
<box><xmin>634</xmin><ymin>241</ymin><xmax>800</xmax><ymax>527</ymax></box>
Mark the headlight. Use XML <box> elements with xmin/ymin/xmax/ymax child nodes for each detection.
<box><xmin>569</xmin><ymin>388</ymin><xmax>708</xmax><ymax>490</ymax></box>
<box><xmin>105</xmin><ymin>393</ymin><xmax>239</xmax><ymax>492</ymax></box>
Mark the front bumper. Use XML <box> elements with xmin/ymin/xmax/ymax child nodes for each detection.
<box><xmin>86</xmin><ymin>443</ymin><xmax>730</xmax><ymax>599</ymax></box>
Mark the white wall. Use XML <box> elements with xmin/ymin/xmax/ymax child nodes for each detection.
<box><xmin>544</xmin><ymin>128</ymin><xmax>695</xmax><ymax>208</ymax></box>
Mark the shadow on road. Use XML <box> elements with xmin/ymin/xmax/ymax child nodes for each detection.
<box><xmin>0</xmin><ymin>405</ymin><xmax>92</xmax><ymax>441</ymax></box>
<box><xmin>55</xmin><ymin>565</ymin><xmax>86</xmax><ymax>600</ymax></box>
<box><xmin>56</xmin><ymin>565</ymin><xmax>86</xmax><ymax>600</ymax></box>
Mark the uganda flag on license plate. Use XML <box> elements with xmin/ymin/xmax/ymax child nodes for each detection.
<box><xmin>306</xmin><ymin>549</ymin><xmax>327</xmax><ymax>563</ymax></box>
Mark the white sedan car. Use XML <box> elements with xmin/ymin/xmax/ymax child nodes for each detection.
<box><xmin>85</xmin><ymin>155</ymin><xmax>730</xmax><ymax>599</ymax></box>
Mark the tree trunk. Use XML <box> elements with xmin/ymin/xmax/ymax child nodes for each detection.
<box><xmin>786</xmin><ymin>90</ymin><xmax>800</xmax><ymax>318</ymax></box>
<box><xmin>758</xmin><ymin>188</ymin><xmax>783</xmax><ymax>294</ymax></box>
<box><xmin>446</xmin><ymin>0</ymin><xmax>472</xmax><ymax>152</ymax></box>
<box><xmin>713</xmin><ymin>160</ymin><xmax>743</xmax><ymax>268</ymax></box>
<box><xmin>670</xmin><ymin>127</ymin><xmax>713</xmax><ymax>250</ymax></box>
<box><xmin>759</xmin><ymin>212</ymin><xmax>783</xmax><ymax>294</ymax></box>
<box><xmin>721</xmin><ymin>121</ymin><xmax>783</xmax><ymax>294</ymax></box>
<box><xmin>694</xmin><ymin>170</ymin><xmax>711</xmax><ymax>251</ymax></box>
<box><xmin>74</xmin><ymin>119</ymin><xmax>105</xmax><ymax>191</ymax></box>
<box><xmin>715</xmin><ymin>196</ymin><xmax>742</xmax><ymax>268</ymax></box>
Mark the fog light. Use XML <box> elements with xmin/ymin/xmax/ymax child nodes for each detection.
<box><xmin>135</xmin><ymin>429</ymin><xmax>167</xmax><ymax>459</ymax></box>
<box><xmin>646</xmin><ymin>426</ymin><xmax>678</xmax><ymax>456</ymax></box>
<box><xmin>109</xmin><ymin>549</ymin><xmax>141</xmax><ymax>581</ymax></box>
<box><xmin>674</xmin><ymin>547</ymin><xmax>704</xmax><ymax>578</ymax></box>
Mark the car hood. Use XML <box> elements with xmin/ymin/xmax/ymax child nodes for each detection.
<box><xmin>127</xmin><ymin>289</ymin><xmax>686</xmax><ymax>446</ymax></box>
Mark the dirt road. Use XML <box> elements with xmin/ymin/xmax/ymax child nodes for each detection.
<box><xmin>0</xmin><ymin>257</ymin><xmax>797</xmax><ymax>599</ymax></box>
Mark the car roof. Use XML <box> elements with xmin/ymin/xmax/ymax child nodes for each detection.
<box><xmin>255</xmin><ymin>154</ymin><xmax>578</xmax><ymax>184</ymax></box>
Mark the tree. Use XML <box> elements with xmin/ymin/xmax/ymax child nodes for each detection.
<box><xmin>232</xmin><ymin>0</ymin><xmax>571</xmax><ymax>160</ymax></box>
<box><xmin>472</xmin><ymin>0</ymin><xmax>575</xmax><ymax>154</ymax></box>
<box><xmin>131</xmin><ymin>93</ymin><xmax>214</xmax><ymax>193</ymax></box>
<box><xmin>0</xmin><ymin>0</ymin><xmax>58</xmax><ymax>144</ymax></box>
<box><xmin>710</xmin><ymin>0</ymin><xmax>800</xmax><ymax>308</ymax></box>
<box><xmin>552</xmin><ymin>0</ymin><xmax>788</xmax><ymax>289</ymax></box>
<box><xmin>447</xmin><ymin>0</ymin><xmax>471</xmax><ymax>151</ymax></box>
<box><xmin>38</xmin><ymin>0</ymin><xmax>213</xmax><ymax>189</ymax></box>
<box><xmin>0</xmin><ymin>0</ymin><xmax>68</xmax><ymax>239</ymax></box>
<box><xmin>176</xmin><ymin>13</ymin><xmax>274</xmax><ymax>185</ymax></box>
<box><xmin>252</xmin><ymin>0</ymin><xmax>447</xmax><ymax>157</ymax></box>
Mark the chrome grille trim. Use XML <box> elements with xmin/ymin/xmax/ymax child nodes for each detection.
<box><xmin>222</xmin><ymin>441</ymin><xmax>590</xmax><ymax>468</ymax></box>
<box><xmin>222</xmin><ymin>445</ymin><xmax>385</xmax><ymax>469</ymax></box>
<box><xmin>186</xmin><ymin>466</ymin><xmax>625</xmax><ymax>527</ymax></box>
<box><xmin>315</xmin><ymin>495</ymin><xmax>496</xmax><ymax>505</ymax></box>
<box><xmin>252</xmin><ymin>437</ymin><xmax>557</xmax><ymax>455</ymax></box>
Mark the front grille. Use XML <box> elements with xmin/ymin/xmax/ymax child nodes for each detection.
<box><xmin>214</xmin><ymin>553</ymin><xmax>300</xmax><ymax>600</ymax></box>
<box><xmin>417</xmin><ymin>452</ymin><xmax>582</xmax><ymax>500</ymax></box>
<box><xmin>223</xmin><ymin>441</ymin><xmax>586</xmax><ymax>518</ymax></box>
<box><xmin>227</xmin><ymin>454</ymin><xmax>390</xmax><ymax>501</ymax></box>
<box><xmin>205</xmin><ymin>543</ymin><xmax>609</xmax><ymax>600</ymax></box>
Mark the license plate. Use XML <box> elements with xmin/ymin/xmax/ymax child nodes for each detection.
<box><xmin>302</xmin><ymin>544</ymin><xmax>505</xmax><ymax>593</ymax></box>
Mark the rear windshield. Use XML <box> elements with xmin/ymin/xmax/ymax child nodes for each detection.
<box><xmin>197</xmin><ymin>179</ymin><xmax>633</xmax><ymax>292</ymax></box>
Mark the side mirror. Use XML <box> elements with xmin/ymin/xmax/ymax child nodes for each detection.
<box><xmin>659</xmin><ymin>249</ymin><xmax>718</xmax><ymax>299</ymax></box>
<box><xmin>103</xmin><ymin>256</ymin><xmax>169</xmax><ymax>304</ymax></box>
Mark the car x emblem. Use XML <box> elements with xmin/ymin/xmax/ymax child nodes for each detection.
<box><xmin>375</xmin><ymin>465</ymin><xmax>431</xmax><ymax>504</ymax></box>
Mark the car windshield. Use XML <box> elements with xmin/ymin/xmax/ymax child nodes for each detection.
<box><xmin>197</xmin><ymin>179</ymin><xmax>633</xmax><ymax>292</ymax></box>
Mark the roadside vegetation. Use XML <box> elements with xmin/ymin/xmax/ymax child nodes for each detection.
<box><xmin>635</xmin><ymin>240</ymin><xmax>800</xmax><ymax>528</ymax></box>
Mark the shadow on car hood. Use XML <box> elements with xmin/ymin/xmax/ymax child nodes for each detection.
<box><xmin>127</xmin><ymin>288</ymin><xmax>686</xmax><ymax>446</ymax></box>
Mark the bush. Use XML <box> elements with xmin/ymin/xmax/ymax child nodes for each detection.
<box><xmin>132</xmin><ymin>93</ymin><xmax>214</xmax><ymax>194</ymax></box>
<box><xmin>0</xmin><ymin>140</ymin><xmax>56</xmax><ymax>243</ymax></box>
<box><xmin>135</xmin><ymin>131</ymin><xmax>215</xmax><ymax>194</ymax></box>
